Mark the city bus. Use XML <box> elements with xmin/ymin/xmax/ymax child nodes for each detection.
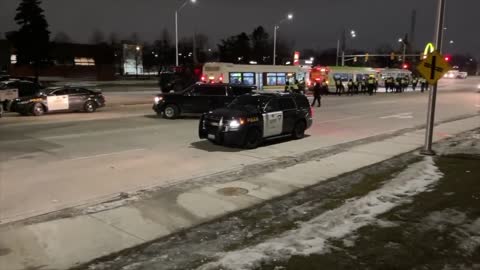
<box><xmin>201</xmin><ymin>62</ymin><xmax>308</xmax><ymax>91</ymax></box>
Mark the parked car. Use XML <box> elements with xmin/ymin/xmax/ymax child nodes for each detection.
<box><xmin>12</xmin><ymin>86</ymin><xmax>105</xmax><ymax>116</ymax></box>
<box><xmin>199</xmin><ymin>92</ymin><xmax>313</xmax><ymax>149</ymax></box>
<box><xmin>152</xmin><ymin>83</ymin><xmax>257</xmax><ymax>119</ymax></box>
<box><xmin>0</xmin><ymin>80</ymin><xmax>45</xmax><ymax>111</ymax></box>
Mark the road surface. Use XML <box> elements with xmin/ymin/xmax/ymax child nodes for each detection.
<box><xmin>0</xmin><ymin>78</ymin><xmax>478</xmax><ymax>224</ymax></box>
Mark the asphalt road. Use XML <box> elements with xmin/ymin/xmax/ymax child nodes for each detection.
<box><xmin>0</xmin><ymin>78</ymin><xmax>478</xmax><ymax>224</ymax></box>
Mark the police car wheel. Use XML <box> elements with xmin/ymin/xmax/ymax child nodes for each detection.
<box><xmin>163</xmin><ymin>105</ymin><xmax>179</xmax><ymax>119</ymax></box>
<box><xmin>292</xmin><ymin>121</ymin><xmax>306</xmax><ymax>139</ymax></box>
<box><xmin>32</xmin><ymin>103</ymin><xmax>45</xmax><ymax>116</ymax></box>
<box><xmin>84</xmin><ymin>101</ymin><xmax>97</xmax><ymax>113</ymax></box>
<box><xmin>243</xmin><ymin>128</ymin><xmax>261</xmax><ymax>149</ymax></box>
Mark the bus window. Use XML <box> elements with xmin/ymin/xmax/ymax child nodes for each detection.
<box><xmin>230</xmin><ymin>73</ymin><xmax>242</xmax><ymax>84</ymax></box>
<box><xmin>242</xmin><ymin>72</ymin><xmax>255</xmax><ymax>85</ymax></box>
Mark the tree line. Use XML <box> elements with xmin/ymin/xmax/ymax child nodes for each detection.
<box><xmin>5</xmin><ymin>0</ymin><xmax>479</xmax><ymax>80</ymax></box>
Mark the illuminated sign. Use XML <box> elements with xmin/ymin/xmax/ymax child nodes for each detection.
<box><xmin>422</xmin><ymin>43</ymin><xmax>435</xmax><ymax>59</ymax></box>
<box><xmin>293</xmin><ymin>51</ymin><xmax>300</xmax><ymax>66</ymax></box>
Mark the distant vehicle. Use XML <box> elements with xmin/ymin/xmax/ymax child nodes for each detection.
<box><xmin>12</xmin><ymin>86</ymin><xmax>105</xmax><ymax>116</ymax></box>
<box><xmin>0</xmin><ymin>80</ymin><xmax>45</xmax><ymax>111</ymax></box>
<box><xmin>199</xmin><ymin>92</ymin><xmax>313</xmax><ymax>149</ymax></box>
<box><xmin>158</xmin><ymin>65</ymin><xmax>202</xmax><ymax>93</ymax></box>
<box><xmin>443</xmin><ymin>70</ymin><xmax>467</xmax><ymax>79</ymax></box>
<box><xmin>201</xmin><ymin>62</ymin><xmax>307</xmax><ymax>91</ymax></box>
<box><xmin>153</xmin><ymin>83</ymin><xmax>256</xmax><ymax>119</ymax></box>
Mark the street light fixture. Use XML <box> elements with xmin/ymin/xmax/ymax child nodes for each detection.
<box><xmin>273</xmin><ymin>13</ymin><xmax>293</xmax><ymax>65</ymax></box>
<box><xmin>337</xmin><ymin>29</ymin><xmax>358</xmax><ymax>66</ymax></box>
<box><xmin>175</xmin><ymin>0</ymin><xmax>197</xmax><ymax>66</ymax></box>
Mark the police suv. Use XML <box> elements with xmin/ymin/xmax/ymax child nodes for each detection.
<box><xmin>153</xmin><ymin>82</ymin><xmax>256</xmax><ymax>119</ymax></box>
<box><xmin>12</xmin><ymin>86</ymin><xmax>105</xmax><ymax>116</ymax></box>
<box><xmin>199</xmin><ymin>92</ymin><xmax>313</xmax><ymax>149</ymax></box>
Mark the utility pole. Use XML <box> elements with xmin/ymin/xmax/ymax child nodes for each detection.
<box><xmin>421</xmin><ymin>0</ymin><xmax>446</xmax><ymax>156</ymax></box>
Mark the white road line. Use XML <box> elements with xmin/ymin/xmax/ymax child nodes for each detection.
<box><xmin>68</xmin><ymin>148</ymin><xmax>146</xmax><ymax>161</ymax></box>
<box><xmin>380</xmin><ymin>112</ymin><xmax>414</xmax><ymax>119</ymax></box>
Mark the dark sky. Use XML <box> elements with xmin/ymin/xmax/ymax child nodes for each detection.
<box><xmin>1</xmin><ymin>0</ymin><xmax>479</xmax><ymax>58</ymax></box>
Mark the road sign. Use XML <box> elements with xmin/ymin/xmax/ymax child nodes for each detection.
<box><xmin>417</xmin><ymin>50</ymin><xmax>451</xmax><ymax>85</ymax></box>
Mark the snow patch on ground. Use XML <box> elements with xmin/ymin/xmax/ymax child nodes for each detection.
<box><xmin>198</xmin><ymin>157</ymin><xmax>443</xmax><ymax>270</ymax></box>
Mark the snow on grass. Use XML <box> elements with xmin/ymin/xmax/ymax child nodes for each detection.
<box><xmin>198</xmin><ymin>157</ymin><xmax>443</xmax><ymax>270</ymax></box>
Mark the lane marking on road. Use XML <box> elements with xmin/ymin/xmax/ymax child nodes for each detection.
<box><xmin>380</xmin><ymin>112</ymin><xmax>414</xmax><ymax>119</ymax></box>
<box><xmin>68</xmin><ymin>148</ymin><xmax>146</xmax><ymax>161</ymax></box>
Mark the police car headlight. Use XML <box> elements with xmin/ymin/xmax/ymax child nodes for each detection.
<box><xmin>227</xmin><ymin>118</ymin><xmax>245</xmax><ymax>131</ymax></box>
<box><xmin>154</xmin><ymin>96</ymin><xmax>163</xmax><ymax>104</ymax></box>
<box><xmin>229</xmin><ymin>120</ymin><xmax>241</xmax><ymax>129</ymax></box>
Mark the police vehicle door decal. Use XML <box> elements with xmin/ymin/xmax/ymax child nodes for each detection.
<box><xmin>262</xmin><ymin>111</ymin><xmax>283</xmax><ymax>137</ymax></box>
<box><xmin>0</xmin><ymin>89</ymin><xmax>18</xmax><ymax>101</ymax></box>
<box><xmin>47</xmin><ymin>95</ymin><xmax>69</xmax><ymax>111</ymax></box>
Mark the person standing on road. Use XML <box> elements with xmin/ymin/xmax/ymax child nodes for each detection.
<box><xmin>353</xmin><ymin>79</ymin><xmax>359</xmax><ymax>94</ymax></box>
<box><xmin>420</xmin><ymin>78</ymin><xmax>426</xmax><ymax>92</ymax></box>
<box><xmin>412</xmin><ymin>77</ymin><xmax>419</xmax><ymax>91</ymax></box>
<box><xmin>367</xmin><ymin>76</ymin><xmax>375</xmax><ymax>96</ymax></box>
<box><xmin>347</xmin><ymin>79</ymin><xmax>354</xmax><ymax>95</ymax></box>
<box><xmin>311</xmin><ymin>82</ymin><xmax>322</xmax><ymax>107</ymax></box>
<box><xmin>0</xmin><ymin>101</ymin><xmax>3</xmax><ymax>118</ymax></box>
<box><xmin>321</xmin><ymin>79</ymin><xmax>329</xmax><ymax>95</ymax></box>
<box><xmin>284</xmin><ymin>81</ymin><xmax>291</xmax><ymax>93</ymax></box>
<box><xmin>395</xmin><ymin>78</ymin><xmax>402</xmax><ymax>93</ymax></box>
<box><xmin>401</xmin><ymin>77</ymin><xmax>408</xmax><ymax>92</ymax></box>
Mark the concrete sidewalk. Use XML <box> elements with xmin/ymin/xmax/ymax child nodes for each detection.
<box><xmin>0</xmin><ymin>116</ymin><xmax>479</xmax><ymax>270</ymax></box>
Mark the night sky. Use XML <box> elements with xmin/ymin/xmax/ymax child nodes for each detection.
<box><xmin>1</xmin><ymin>0</ymin><xmax>479</xmax><ymax>58</ymax></box>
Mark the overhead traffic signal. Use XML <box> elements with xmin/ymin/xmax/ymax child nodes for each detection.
<box><xmin>402</xmin><ymin>63</ymin><xmax>409</xmax><ymax>69</ymax></box>
<box><xmin>444</xmin><ymin>55</ymin><xmax>451</xmax><ymax>62</ymax></box>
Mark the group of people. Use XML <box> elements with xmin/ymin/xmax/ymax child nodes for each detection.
<box><xmin>384</xmin><ymin>76</ymin><xmax>430</xmax><ymax>93</ymax></box>
<box><xmin>334</xmin><ymin>76</ymin><xmax>379</xmax><ymax>96</ymax></box>
<box><xmin>284</xmin><ymin>79</ymin><xmax>306</xmax><ymax>94</ymax></box>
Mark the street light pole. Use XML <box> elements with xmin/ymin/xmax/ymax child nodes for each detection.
<box><xmin>273</xmin><ymin>25</ymin><xmax>278</xmax><ymax>65</ymax></box>
<box><xmin>175</xmin><ymin>10</ymin><xmax>179</xmax><ymax>66</ymax></box>
<box><xmin>175</xmin><ymin>0</ymin><xmax>196</xmax><ymax>67</ymax></box>
<box><xmin>421</xmin><ymin>0</ymin><xmax>446</xmax><ymax>156</ymax></box>
<box><xmin>273</xmin><ymin>13</ymin><xmax>293</xmax><ymax>65</ymax></box>
<box><xmin>336</xmin><ymin>39</ymin><xmax>340</xmax><ymax>66</ymax></box>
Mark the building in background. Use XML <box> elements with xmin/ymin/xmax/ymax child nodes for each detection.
<box><xmin>0</xmin><ymin>40</ymin><xmax>115</xmax><ymax>81</ymax></box>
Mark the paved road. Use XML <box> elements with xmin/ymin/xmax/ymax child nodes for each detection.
<box><xmin>0</xmin><ymin>78</ymin><xmax>478</xmax><ymax>224</ymax></box>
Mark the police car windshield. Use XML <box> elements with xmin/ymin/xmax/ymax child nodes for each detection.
<box><xmin>228</xmin><ymin>95</ymin><xmax>268</xmax><ymax>112</ymax></box>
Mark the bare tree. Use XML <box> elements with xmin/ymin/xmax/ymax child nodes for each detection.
<box><xmin>53</xmin><ymin>31</ymin><xmax>72</xmax><ymax>43</ymax></box>
<box><xmin>108</xmin><ymin>32</ymin><xmax>119</xmax><ymax>45</ymax></box>
<box><xmin>90</xmin><ymin>29</ymin><xmax>105</xmax><ymax>44</ymax></box>
<box><xmin>128</xmin><ymin>32</ymin><xmax>140</xmax><ymax>44</ymax></box>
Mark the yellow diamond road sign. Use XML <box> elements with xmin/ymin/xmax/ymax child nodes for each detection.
<box><xmin>417</xmin><ymin>50</ymin><xmax>452</xmax><ymax>85</ymax></box>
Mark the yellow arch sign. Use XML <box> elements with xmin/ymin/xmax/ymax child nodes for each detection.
<box><xmin>422</xmin><ymin>43</ymin><xmax>436</xmax><ymax>59</ymax></box>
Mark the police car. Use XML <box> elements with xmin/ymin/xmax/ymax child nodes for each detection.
<box><xmin>12</xmin><ymin>86</ymin><xmax>105</xmax><ymax>116</ymax></box>
<box><xmin>199</xmin><ymin>92</ymin><xmax>313</xmax><ymax>149</ymax></box>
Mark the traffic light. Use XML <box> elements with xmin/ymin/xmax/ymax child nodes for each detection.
<box><xmin>402</xmin><ymin>63</ymin><xmax>409</xmax><ymax>69</ymax></box>
<box><xmin>444</xmin><ymin>55</ymin><xmax>451</xmax><ymax>62</ymax></box>
<box><xmin>365</xmin><ymin>53</ymin><xmax>369</xmax><ymax>62</ymax></box>
<box><xmin>390</xmin><ymin>52</ymin><xmax>395</xmax><ymax>60</ymax></box>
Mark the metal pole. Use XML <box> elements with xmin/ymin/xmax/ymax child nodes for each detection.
<box><xmin>175</xmin><ymin>10</ymin><xmax>179</xmax><ymax>66</ymax></box>
<box><xmin>336</xmin><ymin>39</ymin><xmax>340</xmax><ymax>66</ymax></box>
<box><xmin>273</xmin><ymin>26</ymin><xmax>277</xmax><ymax>65</ymax></box>
<box><xmin>421</xmin><ymin>0</ymin><xmax>446</xmax><ymax>156</ymax></box>
<box><xmin>341</xmin><ymin>51</ymin><xmax>345</xmax><ymax>66</ymax></box>
<box><xmin>402</xmin><ymin>43</ymin><xmax>406</xmax><ymax>65</ymax></box>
